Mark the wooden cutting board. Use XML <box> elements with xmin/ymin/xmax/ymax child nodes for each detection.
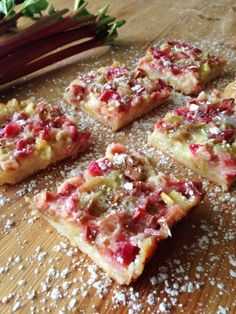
<box><xmin>0</xmin><ymin>1</ymin><xmax>236</xmax><ymax>313</ymax></box>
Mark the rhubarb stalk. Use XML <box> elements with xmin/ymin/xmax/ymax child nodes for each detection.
<box><xmin>0</xmin><ymin>0</ymin><xmax>126</xmax><ymax>86</ymax></box>
<box><xmin>0</xmin><ymin>37</ymin><xmax>103</xmax><ymax>85</ymax></box>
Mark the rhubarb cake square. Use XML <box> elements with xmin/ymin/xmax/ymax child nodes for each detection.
<box><xmin>137</xmin><ymin>40</ymin><xmax>226</xmax><ymax>95</ymax></box>
<box><xmin>0</xmin><ymin>99</ymin><xmax>90</xmax><ymax>184</ymax></box>
<box><xmin>149</xmin><ymin>89</ymin><xmax>236</xmax><ymax>190</ymax></box>
<box><xmin>64</xmin><ymin>63</ymin><xmax>172</xmax><ymax>131</ymax></box>
<box><xmin>31</xmin><ymin>143</ymin><xmax>204</xmax><ymax>284</ymax></box>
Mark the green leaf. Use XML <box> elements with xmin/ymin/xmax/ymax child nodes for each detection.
<box><xmin>115</xmin><ymin>19</ymin><xmax>126</xmax><ymax>28</ymax></box>
<box><xmin>106</xmin><ymin>19</ymin><xmax>126</xmax><ymax>42</ymax></box>
<box><xmin>0</xmin><ymin>0</ymin><xmax>15</xmax><ymax>19</ymax></box>
<box><xmin>21</xmin><ymin>0</ymin><xmax>49</xmax><ymax>17</ymax></box>
<box><xmin>97</xmin><ymin>4</ymin><xmax>109</xmax><ymax>18</ymax></box>
<box><xmin>47</xmin><ymin>4</ymin><xmax>57</xmax><ymax>15</ymax></box>
<box><xmin>96</xmin><ymin>5</ymin><xmax>116</xmax><ymax>28</ymax></box>
<box><xmin>93</xmin><ymin>3</ymin><xmax>126</xmax><ymax>43</ymax></box>
<box><xmin>6</xmin><ymin>8</ymin><xmax>15</xmax><ymax>19</ymax></box>
<box><xmin>74</xmin><ymin>0</ymin><xmax>85</xmax><ymax>11</ymax></box>
<box><xmin>74</xmin><ymin>0</ymin><xmax>91</xmax><ymax>20</ymax></box>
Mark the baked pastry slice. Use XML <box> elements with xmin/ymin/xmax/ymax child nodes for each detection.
<box><xmin>0</xmin><ymin>99</ymin><xmax>90</xmax><ymax>184</ymax></box>
<box><xmin>64</xmin><ymin>63</ymin><xmax>172</xmax><ymax>131</ymax></box>
<box><xmin>149</xmin><ymin>89</ymin><xmax>236</xmax><ymax>190</ymax></box>
<box><xmin>137</xmin><ymin>40</ymin><xmax>226</xmax><ymax>95</ymax></box>
<box><xmin>31</xmin><ymin>143</ymin><xmax>204</xmax><ymax>284</ymax></box>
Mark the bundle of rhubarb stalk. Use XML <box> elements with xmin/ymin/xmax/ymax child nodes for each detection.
<box><xmin>0</xmin><ymin>0</ymin><xmax>125</xmax><ymax>86</ymax></box>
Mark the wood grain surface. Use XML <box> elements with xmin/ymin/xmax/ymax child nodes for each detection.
<box><xmin>0</xmin><ymin>1</ymin><xmax>236</xmax><ymax>313</ymax></box>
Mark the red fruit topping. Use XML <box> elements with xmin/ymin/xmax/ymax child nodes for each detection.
<box><xmin>100</xmin><ymin>90</ymin><xmax>121</xmax><ymax>102</ymax></box>
<box><xmin>176</xmin><ymin>103</ymin><xmax>219</xmax><ymax>124</ymax></box>
<box><xmin>104</xmin><ymin>66</ymin><xmax>126</xmax><ymax>80</ymax></box>
<box><xmin>87</xmin><ymin>158</ymin><xmax>111</xmax><ymax>177</ymax></box>
<box><xmin>153</xmin><ymin>48</ymin><xmax>171</xmax><ymax>60</ymax></box>
<box><xmin>175</xmin><ymin>106</ymin><xmax>190</xmax><ymax>117</ymax></box>
<box><xmin>67</xmin><ymin>124</ymin><xmax>79</xmax><ymax>141</ymax></box>
<box><xmin>15</xmin><ymin>138</ymin><xmax>34</xmax><ymax>158</ymax></box>
<box><xmin>70</xmin><ymin>84</ymin><xmax>86</xmax><ymax>99</ymax></box>
<box><xmin>156</xmin><ymin>78</ymin><xmax>172</xmax><ymax>91</ymax></box>
<box><xmin>211</xmin><ymin>129</ymin><xmax>235</xmax><ymax>144</ymax></box>
<box><xmin>32</xmin><ymin>120</ymin><xmax>50</xmax><ymax>140</ymax></box>
<box><xmin>53</xmin><ymin>116</ymin><xmax>67</xmax><ymax>127</ymax></box>
<box><xmin>226</xmin><ymin>172</ymin><xmax>236</xmax><ymax>184</ymax></box>
<box><xmin>32</xmin><ymin>125</ymin><xmax>44</xmax><ymax>135</ymax></box>
<box><xmin>221</xmin><ymin>155</ymin><xmax>236</xmax><ymax>183</ymax></box>
<box><xmin>180</xmin><ymin>51</ymin><xmax>190</xmax><ymax>58</ymax></box>
<box><xmin>167</xmin><ymin>41</ymin><xmax>188</xmax><ymax>48</ymax></box>
<box><xmin>167</xmin><ymin>41</ymin><xmax>202</xmax><ymax>54</ymax></box>
<box><xmin>167</xmin><ymin>41</ymin><xmax>179</xmax><ymax>47</ymax></box>
<box><xmin>85</xmin><ymin>222</ymin><xmax>98</xmax><ymax>241</ymax></box>
<box><xmin>58</xmin><ymin>182</ymin><xmax>78</xmax><ymax>196</ymax></box>
<box><xmin>132</xmin><ymin>206</ymin><xmax>161</xmax><ymax>230</ymax></box>
<box><xmin>16</xmin><ymin>139</ymin><xmax>27</xmax><ymax>150</ymax></box>
<box><xmin>40</xmin><ymin>129</ymin><xmax>50</xmax><ymax>141</ymax></box>
<box><xmin>189</xmin><ymin>143</ymin><xmax>202</xmax><ymax>155</ymax></box>
<box><xmin>4</xmin><ymin>123</ymin><xmax>22</xmax><ymax>138</ymax></box>
<box><xmin>47</xmin><ymin>104</ymin><xmax>61</xmax><ymax>117</ymax></box>
<box><xmin>163</xmin><ymin>180</ymin><xmax>204</xmax><ymax>201</ymax></box>
<box><xmin>87</xmin><ymin>161</ymin><xmax>103</xmax><ymax>177</ymax></box>
<box><xmin>198</xmin><ymin>104</ymin><xmax>218</xmax><ymax>122</ymax></box>
<box><xmin>220</xmin><ymin>98</ymin><xmax>234</xmax><ymax>112</ymax></box>
<box><xmin>133</xmin><ymin>207</ymin><xmax>144</xmax><ymax>220</ymax></box>
<box><xmin>170</xmin><ymin>65</ymin><xmax>182</xmax><ymax>75</ymax></box>
<box><xmin>222</xmin><ymin>155</ymin><xmax>236</xmax><ymax>168</ymax></box>
<box><xmin>193</xmin><ymin>47</ymin><xmax>202</xmax><ymax>54</ymax></box>
<box><xmin>45</xmin><ymin>191</ymin><xmax>57</xmax><ymax>202</ymax></box>
<box><xmin>115</xmin><ymin>241</ymin><xmax>139</xmax><ymax>266</ymax></box>
<box><xmin>100</xmin><ymin>157</ymin><xmax>111</xmax><ymax>168</ymax></box>
<box><xmin>189</xmin><ymin>65</ymin><xmax>199</xmax><ymax>72</ymax></box>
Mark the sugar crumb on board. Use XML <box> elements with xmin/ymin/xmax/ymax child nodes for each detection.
<box><xmin>0</xmin><ymin>39</ymin><xmax>235</xmax><ymax>313</ymax></box>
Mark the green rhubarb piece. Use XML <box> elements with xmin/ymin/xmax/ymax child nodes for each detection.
<box><xmin>97</xmin><ymin>74</ymin><xmax>106</xmax><ymax>84</ymax></box>
<box><xmin>169</xmin><ymin>190</ymin><xmax>186</xmax><ymax>204</ymax></box>
<box><xmin>161</xmin><ymin>192</ymin><xmax>174</xmax><ymax>206</ymax></box>
<box><xmin>198</xmin><ymin>159</ymin><xmax>208</xmax><ymax>176</ymax></box>
<box><xmin>106</xmin><ymin>170</ymin><xmax>123</xmax><ymax>190</ymax></box>
<box><xmin>117</xmin><ymin>86</ymin><xmax>131</xmax><ymax>96</ymax></box>
<box><xmin>165</xmin><ymin>112</ymin><xmax>182</xmax><ymax>124</ymax></box>
<box><xmin>200</xmin><ymin>62</ymin><xmax>211</xmax><ymax>80</ymax></box>
<box><xmin>161</xmin><ymin>190</ymin><xmax>188</xmax><ymax>207</ymax></box>
<box><xmin>160</xmin><ymin>43</ymin><xmax>170</xmax><ymax>50</ymax></box>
